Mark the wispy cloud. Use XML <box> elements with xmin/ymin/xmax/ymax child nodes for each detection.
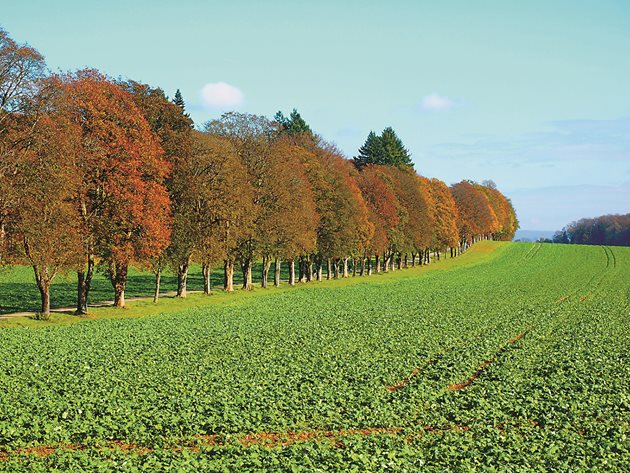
<box><xmin>200</xmin><ymin>82</ymin><xmax>244</xmax><ymax>109</ymax></box>
<box><xmin>430</xmin><ymin>116</ymin><xmax>630</xmax><ymax>164</ymax></box>
<box><xmin>421</xmin><ymin>93</ymin><xmax>455</xmax><ymax>111</ymax></box>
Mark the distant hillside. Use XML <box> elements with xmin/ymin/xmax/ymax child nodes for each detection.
<box><xmin>513</xmin><ymin>230</ymin><xmax>555</xmax><ymax>242</ymax></box>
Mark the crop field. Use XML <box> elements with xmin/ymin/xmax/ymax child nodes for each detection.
<box><xmin>0</xmin><ymin>242</ymin><xmax>628</xmax><ymax>471</ymax></box>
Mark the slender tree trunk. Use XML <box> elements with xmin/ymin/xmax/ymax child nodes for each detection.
<box><xmin>326</xmin><ymin>258</ymin><xmax>332</xmax><ymax>280</ymax></box>
<box><xmin>109</xmin><ymin>262</ymin><xmax>128</xmax><ymax>308</ymax></box>
<box><xmin>411</xmin><ymin>252</ymin><xmax>416</xmax><ymax>267</ymax></box>
<box><xmin>153</xmin><ymin>266</ymin><xmax>161</xmax><ymax>303</ymax></box>
<box><xmin>241</xmin><ymin>258</ymin><xmax>253</xmax><ymax>290</ymax></box>
<box><xmin>298</xmin><ymin>257</ymin><xmax>304</xmax><ymax>283</ymax></box>
<box><xmin>343</xmin><ymin>257</ymin><xmax>349</xmax><ymax>278</ymax></box>
<box><xmin>274</xmin><ymin>257</ymin><xmax>281</xmax><ymax>287</ymax></box>
<box><xmin>360</xmin><ymin>256</ymin><xmax>365</xmax><ymax>276</ymax></box>
<box><xmin>316</xmin><ymin>257</ymin><xmax>323</xmax><ymax>281</ymax></box>
<box><xmin>76</xmin><ymin>253</ymin><xmax>94</xmax><ymax>315</ymax></box>
<box><xmin>224</xmin><ymin>259</ymin><xmax>234</xmax><ymax>292</ymax></box>
<box><xmin>367</xmin><ymin>255</ymin><xmax>372</xmax><ymax>275</ymax></box>
<box><xmin>436</xmin><ymin>250</ymin><xmax>440</xmax><ymax>261</ymax></box>
<box><xmin>261</xmin><ymin>256</ymin><xmax>272</xmax><ymax>288</ymax></box>
<box><xmin>202</xmin><ymin>262</ymin><xmax>212</xmax><ymax>294</ymax></box>
<box><xmin>34</xmin><ymin>266</ymin><xmax>52</xmax><ymax>317</ymax></box>
<box><xmin>383</xmin><ymin>253</ymin><xmax>389</xmax><ymax>273</ymax></box>
<box><xmin>307</xmin><ymin>256</ymin><xmax>313</xmax><ymax>282</ymax></box>
<box><xmin>352</xmin><ymin>258</ymin><xmax>357</xmax><ymax>277</ymax></box>
<box><xmin>177</xmin><ymin>256</ymin><xmax>190</xmax><ymax>298</ymax></box>
<box><xmin>375</xmin><ymin>255</ymin><xmax>380</xmax><ymax>273</ymax></box>
<box><xmin>404</xmin><ymin>253</ymin><xmax>408</xmax><ymax>268</ymax></box>
<box><xmin>289</xmin><ymin>259</ymin><xmax>296</xmax><ymax>286</ymax></box>
<box><xmin>425</xmin><ymin>249</ymin><xmax>430</xmax><ymax>265</ymax></box>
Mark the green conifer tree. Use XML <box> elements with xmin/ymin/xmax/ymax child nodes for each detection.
<box><xmin>274</xmin><ymin>108</ymin><xmax>312</xmax><ymax>135</ymax></box>
<box><xmin>354</xmin><ymin>131</ymin><xmax>385</xmax><ymax>168</ymax></box>
<box><xmin>380</xmin><ymin>127</ymin><xmax>413</xmax><ymax>168</ymax></box>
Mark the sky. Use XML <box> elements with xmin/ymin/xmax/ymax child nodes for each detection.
<box><xmin>3</xmin><ymin>0</ymin><xmax>629</xmax><ymax>231</ymax></box>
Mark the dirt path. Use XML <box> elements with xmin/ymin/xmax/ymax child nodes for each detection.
<box><xmin>0</xmin><ymin>291</ymin><xmax>202</xmax><ymax>319</ymax></box>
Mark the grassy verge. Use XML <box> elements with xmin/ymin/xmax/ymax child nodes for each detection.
<box><xmin>0</xmin><ymin>241</ymin><xmax>508</xmax><ymax>329</ymax></box>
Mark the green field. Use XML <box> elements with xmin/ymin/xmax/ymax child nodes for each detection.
<box><xmin>0</xmin><ymin>242</ymin><xmax>628</xmax><ymax>471</ymax></box>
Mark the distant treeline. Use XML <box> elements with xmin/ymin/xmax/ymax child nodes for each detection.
<box><xmin>552</xmin><ymin>214</ymin><xmax>630</xmax><ymax>246</ymax></box>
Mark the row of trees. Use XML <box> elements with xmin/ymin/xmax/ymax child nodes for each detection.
<box><xmin>0</xmin><ymin>28</ymin><xmax>518</xmax><ymax>316</ymax></box>
<box><xmin>553</xmin><ymin>214</ymin><xmax>630</xmax><ymax>246</ymax></box>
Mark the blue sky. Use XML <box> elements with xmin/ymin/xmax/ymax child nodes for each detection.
<box><xmin>3</xmin><ymin>0</ymin><xmax>629</xmax><ymax>230</ymax></box>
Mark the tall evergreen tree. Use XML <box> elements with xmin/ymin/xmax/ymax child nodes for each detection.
<box><xmin>380</xmin><ymin>127</ymin><xmax>413</xmax><ymax>168</ymax></box>
<box><xmin>354</xmin><ymin>131</ymin><xmax>385</xmax><ymax>168</ymax></box>
<box><xmin>274</xmin><ymin>108</ymin><xmax>312</xmax><ymax>135</ymax></box>
<box><xmin>354</xmin><ymin>128</ymin><xmax>412</xmax><ymax>168</ymax></box>
<box><xmin>172</xmin><ymin>89</ymin><xmax>191</xmax><ymax>122</ymax></box>
<box><xmin>173</xmin><ymin>89</ymin><xmax>185</xmax><ymax>110</ymax></box>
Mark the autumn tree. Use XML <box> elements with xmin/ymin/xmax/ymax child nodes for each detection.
<box><xmin>428</xmin><ymin>178</ymin><xmax>459</xmax><ymax>257</ymax></box>
<box><xmin>301</xmin><ymin>142</ymin><xmax>373</xmax><ymax>279</ymax></box>
<box><xmin>356</xmin><ymin>165</ymin><xmax>403</xmax><ymax>274</ymax></box>
<box><xmin>450</xmin><ymin>180</ymin><xmax>499</xmax><ymax>248</ymax></box>
<box><xmin>170</xmin><ymin>131</ymin><xmax>253</xmax><ymax>294</ymax></box>
<box><xmin>120</xmin><ymin>80</ymin><xmax>195</xmax><ymax>299</ymax></box>
<box><xmin>2</xmin><ymin>78</ymin><xmax>85</xmax><ymax>316</ymax></box>
<box><xmin>477</xmin><ymin>181</ymin><xmax>518</xmax><ymax>241</ymax></box>
<box><xmin>204</xmin><ymin>112</ymin><xmax>278</xmax><ymax>290</ymax></box>
<box><xmin>383</xmin><ymin>168</ymin><xmax>434</xmax><ymax>268</ymax></box>
<box><xmin>254</xmin><ymin>136</ymin><xmax>319</xmax><ymax>288</ymax></box>
<box><xmin>0</xmin><ymin>28</ymin><xmax>47</xmax><ymax>265</ymax></box>
<box><xmin>60</xmin><ymin>70</ymin><xmax>172</xmax><ymax>308</ymax></box>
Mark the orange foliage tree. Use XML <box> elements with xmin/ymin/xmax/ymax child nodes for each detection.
<box><xmin>450</xmin><ymin>180</ymin><xmax>499</xmax><ymax>248</ymax></box>
<box><xmin>356</xmin><ymin>165</ymin><xmax>403</xmax><ymax>274</ymax></box>
<box><xmin>428</xmin><ymin>178</ymin><xmax>460</xmax><ymax>258</ymax></box>
<box><xmin>61</xmin><ymin>70</ymin><xmax>172</xmax><ymax>308</ymax></box>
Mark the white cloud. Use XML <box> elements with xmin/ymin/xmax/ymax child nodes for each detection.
<box><xmin>421</xmin><ymin>93</ymin><xmax>455</xmax><ymax>111</ymax></box>
<box><xmin>200</xmin><ymin>82</ymin><xmax>244</xmax><ymax>109</ymax></box>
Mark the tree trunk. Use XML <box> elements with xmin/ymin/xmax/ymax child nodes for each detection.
<box><xmin>76</xmin><ymin>254</ymin><xmax>94</xmax><ymax>315</ymax></box>
<box><xmin>326</xmin><ymin>258</ymin><xmax>332</xmax><ymax>280</ymax></box>
<box><xmin>411</xmin><ymin>252</ymin><xmax>416</xmax><ymax>267</ymax></box>
<box><xmin>153</xmin><ymin>266</ymin><xmax>161</xmax><ymax>303</ymax></box>
<box><xmin>261</xmin><ymin>256</ymin><xmax>272</xmax><ymax>288</ymax></box>
<box><xmin>360</xmin><ymin>256</ymin><xmax>365</xmax><ymax>276</ymax></box>
<box><xmin>316</xmin><ymin>257</ymin><xmax>323</xmax><ymax>281</ymax></box>
<box><xmin>241</xmin><ymin>258</ymin><xmax>253</xmax><ymax>290</ymax></box>
<box><xmin>202</xmin><ymin>262</ymin><xmax>212</xmax><ymax>294</ymax></box>
<box><xmin>177</xmin><ymin>256</ymin><xmax>190</xmax><ymax>298</ymax></box>
<box><xmin>289</xmin><ymin>259</ymin><xmax>296</xmax><ymax>286</ymax></box>
<box><xmin>352</xmin><ymin>258</ymin><xmax>357</xmax><ymax>277</ymax></box>
<box><xmin>34</xmin><ymin>268</ymin><xmax>51</xmax><ymax>317</ymax></box>
<box><xmin>224</xmin><ymin>259</ymin><xmax>234</xmax><ymax>292</ymax></box>
<box><xmin>383</xmin><ymin>254</ymin><xmax>389</xmax><ymax>273</ymax></box>
<box><xmin>343</xmin><ymin>257</ymin><xmax>349</xmax><ymax>278</ymax></box>
<box><xmin>425</xmin><ymin>249</ymin><xmax>430</xmax><ymax>265</ymax></box>
<box><xmin>333</xmin><ymin>259</ymin><xmax>340</xmax><ymax>279</ymax></box>
<box><xmin>375</xmin><ymin>255</ymin><xmax>380</xmax><ymax>273</ymax></box>
<box><xmin>367</xmin><ymin>255</ymin><xmax>372</xmax><ymax>275</ymax></box>
<box><xmin>274</xmin><ymin>257</ymin><xmax>281</xmax><ymax>287</ymax></box>
<box><xmin>299</xmin><ymin>257</ymin><xmax>307</xmax><ymax>283</ymax></box>
<box><xmin>307</xmin><ymin>257</ymin><xmax>313</xmax><ymax>282</ymax></box>
<box><xmin>110</xmin><ymin>262</ymin><xmax>128</xmax><ymax>308</ymax></box>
